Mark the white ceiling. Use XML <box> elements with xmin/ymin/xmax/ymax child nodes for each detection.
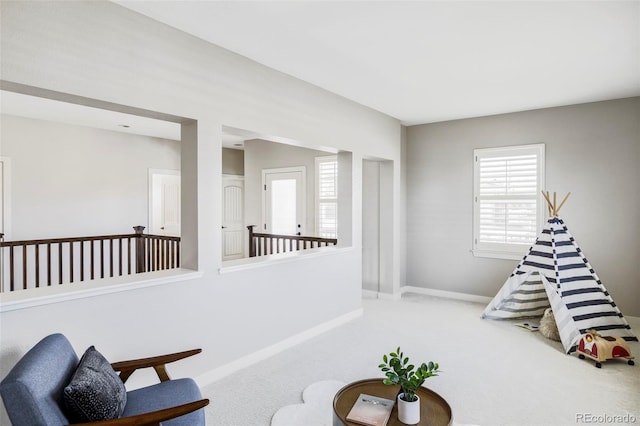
<box><xmin>2</xmin><ymin>2</ymin><xmax>638</xmax><ymax>143</ymax></box>
<box><xmin>116</xmin><ymin>0</ymin><xmax>640</xmax><ymax>125</ymax></box>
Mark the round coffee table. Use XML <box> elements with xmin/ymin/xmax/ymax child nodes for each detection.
<box><xmin>333</xmin><ymin>378</ymin><xmax>452</xmax><ymax>426</ymax></box>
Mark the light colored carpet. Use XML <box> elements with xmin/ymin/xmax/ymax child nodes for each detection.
<box><xmin>202</xmin><ymin>294</ymin><xmax>640</xmax><ymax>425</ymax></box>
<box><xmin>271</xmin><ymin>380</ymin><xmax>346</xmax><ymax>426</ymax></box>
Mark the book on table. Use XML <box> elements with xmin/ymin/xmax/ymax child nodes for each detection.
<box><xmin>346</xmin><ymin>393</ymin><xmax>395</xmax><ymax>426</ymax></box>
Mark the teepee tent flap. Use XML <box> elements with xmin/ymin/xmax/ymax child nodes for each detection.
<box><xmin>482</xmin><ymin>192</ymin><xmax>637</xmax><ymax>353</ymax></box>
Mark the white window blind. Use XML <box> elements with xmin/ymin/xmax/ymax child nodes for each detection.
<box><xmin>473</xmin><ymin>144</ymin><xmax>545</xmax><ymax>259</ymax></box>
<box><xmin>316</xmin><ymin>156</ymin><xmax>338</xmax><ymax>238</ymax></box>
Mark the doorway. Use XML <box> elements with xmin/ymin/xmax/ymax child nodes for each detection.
<box><xmin>222</xmin><ymin>175</ymin><xmax>245</xmax><ymax>260</ymax></box>
<box><xmin>148</xmin><ymin>169</ymin><xmax>181</xmax><ymax>236</ymax></box>
<box><xmin>362</xmin><ymin>159</ymin><xmax>394</xmax><ymax>297</ymax></box>
<box><xmin>262</xmin><ymin>166</ymin><xmax>306</xmax><ymax>235</ymax></box>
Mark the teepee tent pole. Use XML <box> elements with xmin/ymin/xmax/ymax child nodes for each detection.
<box><xmin>541</xmin><ymin>191</ymin><xmax>571</xmax><ymax>217</ymax></box>
<box><xmin>556</xmin><ymin>192</ymin><xmax>571</xmax><ymax>215</ymax></box>
<box><xmin>542</xmin><ymin>191</ymin><xmax>553</xmax><ymax>217</ymax></box>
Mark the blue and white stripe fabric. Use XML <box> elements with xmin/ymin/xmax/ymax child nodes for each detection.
<box><xmin>482</xmin><ymin>217</ymin><xmax>637</xmax><ymax>353</ymax></box>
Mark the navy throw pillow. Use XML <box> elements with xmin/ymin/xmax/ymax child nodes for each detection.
<box><xmin>63</xmin><ymin>346</ymin><xmax>127</xmax><ymax>422</ymax></box>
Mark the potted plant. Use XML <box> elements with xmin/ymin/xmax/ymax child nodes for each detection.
<box><xmin>378</xmin><ymin>347</ymin><xmax>440</xmax><ymax>425</ymax></box>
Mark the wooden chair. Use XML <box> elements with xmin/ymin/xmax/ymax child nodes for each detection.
<box><xmin>0</xmin><ymin>334</ymin><xmax>209</xmax><ymax>425</ymax></box>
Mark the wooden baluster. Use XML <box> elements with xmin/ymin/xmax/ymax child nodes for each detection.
<box><xmin>127</xmin><ymin>237</ymin><xmax>132</xmax><ymax>274</ymax></box>
<box><xmin>90</xmin><ymin>240</ymin><xmax>95</xmax><ymax>280</ymax></box>
<box><xmin>47</xmin><ymin>243</ymin><xmax>52</xmax><ymax>285</ymax></box>
<box><xmin>35</xmin><ymin>244</ymin><xmax>40</xmax><ymax>288</ymax></box>
<box><xmin>22</xmin><ymin>245</ymin><xmax>28</xmax><ymax>289</ymax></box>
<box><xmin>69</xmin><ymin>241</ymin><xmax>74</xmax><ymax>283</ymax></box>
<box><xmin>99</xmin><ymin>240</ymin><xmax>104</xmax><ymax>279</ymax></box>
<box><xmin>109</xmin><ymin>239</ymin><xmax>114</xmax><ymax>278</ymax></box>
<box><xmin>80</xmin><ymin>241</ymin><xmax>85</xmax><ymax>281</ymax></box>
<box><xmin>118</xmin><ymin>238</ymin><xmax>123</xmax><ymax>276</ymax></box>
<box><xmin>9</xmin><ymin>246</ymin><xmax>15</xmax><ymax>291</ymax></box>
<box><xmin>176</xmin><ymin>239</ymin><xmax>180</xmax><ymax>268</ymax></box>
<box><xmin>162</xmin><ymin>239</ymin><xmax>167</xmax><ymax>270</ymax></box>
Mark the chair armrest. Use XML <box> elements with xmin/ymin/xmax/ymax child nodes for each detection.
<box><xmin>111</xmin><ymin>349</ymin><xmax>201</xmax><ymax>383</ymax></box>
<box><xmin>70</xmin><ymin>398</ymin><xmax>209</xmax><ymax>426</ymax></box>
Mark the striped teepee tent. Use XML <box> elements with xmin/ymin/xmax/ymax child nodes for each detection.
<box><xmin>482</xmin><ymin>192</ymin><xmax>637</xmax><ymax>354</ymax></box>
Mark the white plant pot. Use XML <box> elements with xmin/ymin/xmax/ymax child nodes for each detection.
<box><xmin>397</xmin><ymin>393</ymin><xmax>421</xmax><ymax>425</ymax></box>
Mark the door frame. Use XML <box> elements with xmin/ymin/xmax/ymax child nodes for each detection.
<box><xmin>261</xmin><ymin>166</ymin><xmax>306</xmax><ymax>234</ymax></box>
<box><xmin>0</xmin><ymin>156</ymin><xmax>12</xmax><ymax>240</ymax></box>
<box><xmin>222</xmin><ymin>174</ymin><xmax>245</xmax><ymax>260</ymax></box>
<box><xmin>148</xmin><ymin>168</ymin><xmax>181</xmax><ymax>235</ymax></box>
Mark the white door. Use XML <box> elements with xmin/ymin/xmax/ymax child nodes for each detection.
<box><xmin>0</xmin><ymin>156</ymin><xmax>10</xmax><ymax>240</ymax></box>
<box><xmin>222</xmin><ymin>175</ymin><xmax>245</xmax><ymax>260</ymax></box>
<box><xmin>149</xmin><ymin>169</ymin><xmax>181</xmax><ymax>236</ymax></box>
<box><xmin>0</xmin><ymin>160</ymin><xmax>4</xmax><ymax>237</ymax></box>
<box><xmin>262</xmin><ymin>167</ymin><xmax>305</xmax><ymax>236</ymax></box>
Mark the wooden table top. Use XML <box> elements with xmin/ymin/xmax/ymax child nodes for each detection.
<box><xmin>333</xmin><ymin>378</ymin><xmax>452</xmax><ymax>426</ymax></box>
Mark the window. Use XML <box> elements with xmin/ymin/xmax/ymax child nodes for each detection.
<box><xmin>473</xmin><ymin>144</ymin><xmax>545</xmax><ymax>260</ymax></box>
<box><xmin>316</xmin><ymin>156</ymin><xmax>338</xmax><ymax>238</ymax></box>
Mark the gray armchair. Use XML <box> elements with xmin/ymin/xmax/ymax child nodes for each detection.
<box><xmin>0</xmin><ymin>333</ymin><xmax>209</xmax><ymax>425</ymax></box>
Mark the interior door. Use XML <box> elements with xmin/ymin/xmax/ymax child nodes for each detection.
<box><xmin>222</xmin><ymin>175</ymin><xmax>245</xmax><ymax>260</ymax></box>
<box><xmin>0</xmin><ymin>160</ymin><xmax>4</xmax><ymax>237</ymax></box>
<box><xmin>149</xmin><ymin>170</ymin><xmax>181</xmax><ymax>236</ymax></box>
<box><xmin>263</xmin><ymin>167</ymin><xmax>305</xmax><ymax>236</ymax></box>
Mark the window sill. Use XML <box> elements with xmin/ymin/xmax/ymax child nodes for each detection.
<box><xmin>220</xmin><ymin>246</ymin><xmax>353</xmax><ymax>274</ymax></box>
<box><xmin>471</xmin><ymin>249</ymin><xmax>524</xmax><ymax>261</ymax></box>
<box><xmin>0</xmin><ymin>268</ymin><xmax>203</xmax><ymax>313</ymax></box>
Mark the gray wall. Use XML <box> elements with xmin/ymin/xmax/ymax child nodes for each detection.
<box><xmin>406</xmin><ymin>97</ymin><xmax>640</xmax><ymax>316</ymax></box>
<box><xmin>1</xmin><ymin>115</ymin><xmax>180</xmax><ymax>239</ymax></box>
<box><xmin>244</xmin><ymin>139</ymin><xmax>333</xmax><ymax>236</ymax></box>
<box><xmin>222</xmin><ymin>147</ymin><xmax>244</xmax><ymax>175</ymax></box>
<box><xmin>0</xmin><ymin>3</ymin><xmax>402</xmax><ymax>419</ymax></box>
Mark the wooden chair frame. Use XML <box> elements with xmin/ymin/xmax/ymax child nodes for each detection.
<box><xmin>73</xmin><ymin>348</ymin><xmax>209</xmax><ymax>426</ymax></box>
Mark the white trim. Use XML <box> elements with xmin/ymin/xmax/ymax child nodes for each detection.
<box><xmin>0</xmin><ymin>268</ymin><xmax>202</xmax><ymax>312</ymax></box>
<box><xmin>195</xmin><ymin>307</ymin><xmax>363</xmax><ymax>387</ymax></box>
<box><xmin>0</xmin><ymin>156</ymin><xmax>12</xmax><ymax>240</ymax></box>
<box><xmin>472</xmin><ymin>143</ymin><xmax>545</xmax><ymax>260</ymax></box>
<box><xmin>0</xmin><ymin>156</ymin><xmax>11</xmax><ymax>293</ymax></box>
<box><xmin>219</xmin><ymin>246</ymin><xmax>353</xmax><ymax>274</ymax></box>
<box><xmin>470</xmin><ymin>249</ymin><xmax>525</xmax><ymax>261</ymax></box>
<box><xmin>148</xmin><ymin>168</ymin><xmax>180</xmax><ymax>235</ymax></box>
<box><xmin>315</xmin><ymin>155</ymin><xmax>338</xmax><ymax>238</ymax></box>
<box><xmin>401</xmin><ymin>285</ymin><xmax>492</xmax><ymax>304</ymax></box>
<box><xmin>261</xmin><ymin>166</ymin><xmax>306</xmax><ymax>234</ymax></box>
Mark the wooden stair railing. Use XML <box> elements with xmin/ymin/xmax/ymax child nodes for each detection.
<box><xmin>0</xmin><ymin>227</ymin><xmax>180</xmax><ymax>293</ymax></box>
<box><xmin>247</xmin><ymin>225</ymin><xmax>337</xmax><ymax>257</ymax></box>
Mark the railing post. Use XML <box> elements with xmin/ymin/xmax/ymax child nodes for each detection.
<box><xmin>133</xmin><ymin>226</ymin><xmax>146</xmax><ymax>273</ymax></box>
<box><xmin>247</xmin><ymin>225</ymin><xmax>256</xmax><ymax>257</ymax></box>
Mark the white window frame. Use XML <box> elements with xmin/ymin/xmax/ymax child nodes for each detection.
<box><xmin>315</xmin><ymin>156</ymin><xmax>338</xmax><ymax>238</ymax></box>
<box><xmin>473</xmin><ymin>144</ymin><xmax>545</xmax><ymax>260</ymax></box>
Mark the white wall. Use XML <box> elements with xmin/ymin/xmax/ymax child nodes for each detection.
<box><xmin>1</xmin><ymin>115</ymin><xmax>180</xmax><ymax>239</ymax></box>
<box><xmin>243</xmin><ymin>139</ymin><xmax>333</xmax><ymax>235</ymax></box>
<box><xmin>0</xmin><ymin>2</ymin><xmax>402</xmax><ymax>420</ymax></box>
<box><xmin>406</xmin><ymin>97</ymin><xmax>640</xmax><ymax>316</ymax></box>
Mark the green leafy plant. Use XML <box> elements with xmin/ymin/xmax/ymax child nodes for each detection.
<box><xmin>378</xmin><ymin>346</ymin><xmax>440</xmax><ymax>402</ymax></box>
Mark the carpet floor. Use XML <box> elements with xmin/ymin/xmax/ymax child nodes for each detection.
<box><xmin>201</xmin><ymin>294</ymin><xmax>640</xmax><ymax>425</ymax></box>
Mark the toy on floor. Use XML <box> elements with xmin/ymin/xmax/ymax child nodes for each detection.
<box><xmin>576</xmin><ymin>329</ymin><xmax>635</xmax><ymax>368</ymax></box>
<box><xmin>539</xmin><ymin>308</ymin><xmax>561</xmax><ymax>341</ymax></box>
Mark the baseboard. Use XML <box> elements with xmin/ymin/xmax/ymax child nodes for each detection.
<box><xmin>362</xmin><ymin>289</ymin><xmax>401</xmax><ymax>301</ymax></box>
<box><xmin>401</xmin><ymin>285</ymin><xmax>492</xmax><ymax>304</ymax></box>
<box><xmin>195</xmin><ymin>307</ymin><xmax>363</xmax><ymax>387</ymax></box>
